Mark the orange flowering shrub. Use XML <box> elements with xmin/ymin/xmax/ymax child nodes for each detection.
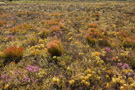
<box><xmin>86</xmin><ymin>28</ymin><xmax>101</xmax><ymax>45</ymax></box>
<box><xmin>17</xmin><ymin>11</ymin><xmax>39</xmax><ymax>17</ymax></box>
<box><xmin>9</xmin><ymin>23</ymin><xmax>33</xmax><ymax>34</ymax></box>
<box><xmin>118</xmin><ymin>30</ymin><xmax>129</xmax><ymax>38</ymax></box>
<box><xmin>50</xmin><ymin>26</ymin><xmax>61</xmax><ymax>33</ymax></box>
<box><xmin>92</xmin><ymin>13</ymin><xmax>100</xmax><ymax>20</ymax></box>
<box><xmin>46</xmin><ymin>40</ymin><xmax>63</xmax><ymax>56</ymax></box>
<box><xmin>86</xmin><ymin>35</ymin><xmax>96</xmax><ymax>45</ymax></box>
<box><xmin>48</xmin><ymin>19</ymin><xmax>59</xmax><ymax>26</ymax></box>
<box><xmin>86</xmin><ymin>28</ymin><xmax>109</xmax><ymax>46</ymax></box>
<box><xmin>3</xmin><ymin>46</ymin><xmax>24</xmax><ymax>64</ymax></box>
<box><xmin>88</xmin><ymin>23</ymin><xmax>98</xmax><ymax>28</ymax></box>
<box><xmin>92</xmin><ymin>13</ymin><xmax>100</xmax><ymax>17</ymax></box>
<box><xmin>0</xmin><ymin>21</ymin><xmax>7</xmax><ymax>27</ymax></box>
<box><xmin>122</xmin><ymin>35</ymin><xmax>135</xmax><ymax>48</ymax></box>
<box><xmin>38</xmin><ymin>29</ymin><xmax>50</xmax><ymax>38</ymax></box>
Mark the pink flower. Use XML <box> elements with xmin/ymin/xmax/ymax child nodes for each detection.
<box><xmin>117</xmin><ymin>63</ymin><xmax>123</xmax><ymax>67</ymax></box>
<box><xmin>122</xmin><ymin>63</ymin><xmax>129</xmax><ymax>69</ymax></box>
<box><xmin>104</xmin><ymin>47</ymin><xmax>114</xmax><ymax>52</ymax></box>
<box><xmin>26</xmin><ymin>65</ymin><xmax>39</xmax><ymax>73</ymax></box>
<box><xmin>6</xmin><ymin>35</ymin><xmax>12</xmax><ymax>39</ymax></box>
<box><xmin>22</xmin><ymin>76</ymin><xmax>29</xmax><ymax>82</ymax></box>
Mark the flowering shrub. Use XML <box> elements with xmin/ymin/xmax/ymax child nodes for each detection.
<box><xmin>88</xmin><ymin>23</ymin><xmax>98</xmax><ymax>28</ymax></box>
<box><xmin>122</xmin><ymin>35</ymin><xmax>135</xmax><ymax>48</ymax></box>
<box><xmin>46</xmin><ymin>40</ymin><xmax>63</xmax><ymax>56</ymax></box>
<box><xmin>38</xmin><ymin>29</ymin><xmax>50</xmax><ymax>38</ymax></box>
<box><xmin>3</xmin><ymin>46</ymin><xmax>24</xmax><ymax>64</ymax></box>
<box><xmin>9</xmin><ymin>23</ymin><xmax>33</xmax><ymax>34</ymax></box>
<box><xmin>26</xmin><ymin>65</ymin><xmax>40</xmax><ymax>73</ymax></box>
<box><xmin>27</xmin><ymin>35</ymin><xmax>38</xmax><ymax>46</ymax></box>
<box><xmin>50</xmin><ymin>26</ymin><xmax>61</xmax><ymax>32</ymax></box>
<box><xmin>100</xmin><ymin>47</ymin><xmax>114</xmax><ymax>63</ymax></box>
<box><xmin>92</xmin><ymin>13</ymin><xmax>100</xmax><ymax>20</ymax></box>
<box><xmin>0</xmin><ymin>21</ymin><xmax>7</xmax><ymax>27</ymax></box>
<box><xmin>86</xmin><ymin>28</ymin><xmax>109</xmax><ymax>46</ymax></box>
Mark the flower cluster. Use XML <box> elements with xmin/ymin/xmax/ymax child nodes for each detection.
<box><xmin>26</xmin><ymin>65</ymin><xmax>40</xmax><ymax>73</ymax></box>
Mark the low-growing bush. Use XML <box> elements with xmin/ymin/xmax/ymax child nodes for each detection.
<box><xmin>50</xmin><ymin>26</ymin><xmax>61</xmax><ymax>33</ymax></box>
<box><xmin>0</xmin><ymin>21</ymin><xmax>7</xmax><ymax>27</ymax></box>
<box><xmin>122</xmin><ymin>36</ymin><xmax>135</xmax><ymax>48</ymax></box>
<box><xmin>9</xmin><ymin>23</ymin><xmax>33</xmax><ymax>34</ymax></box>
<box><xmin>27</xmin><ymin>35</ymin><xmax>38</xmax><ymax>46</ymax></box>
<box><xmin>86</xmin><ymin>28</ymin><xmax>109</xmax><ymax>46</ymax></box>
<box><xmin>38</xmin><ymin>29</ymin><xmax>50</xmax><ymax>38</ymax></box>
<box><xmin>88</xmin><ymin>23</ymin><xmax>98</xmax><ymax>28</ymax></box>
<box><xmin>3</xmin><ymin>46</ymin><xmax>24</xmax><ymax>65</ymax></box>
<box><xmin>86</xmin><ymin>34</ymin><xmax>96</xmax><ymax>45</ymax></box>
<box><xmin>46</xmin><ymin>40</ymin><xmax>63</xmax><ymax>56</ymax></box>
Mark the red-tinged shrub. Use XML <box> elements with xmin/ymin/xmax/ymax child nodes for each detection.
<box><xmin>48</xmin><ymin>19</ymin><xmax>59</xmax><ymax>26</ymax></box>
<box><xmin>0</xmin><ymin>21</ymin><xmax>7</xmax><ymax>27</ymax></box>
<box><xmin>98</xmin><ymin>38</ymin><xmax>110</xmax><ymax>47</ymax></box>
<box><xmin>92</xmin><ymin>13</ymin><xmax>100</xmax><ymax>21</ymax></box>
<box><xmin>3</xmin><ymin>46</ymin><xmax>24</xmax><ymax>65</ymax></box>
<box><xmin>46</xmin><ymin>40</ymin><xmax>63</xmax><ymax>56</ymax></box>
<box><xmin>86</xmin><ymin>34</ymin><xmax>96</xmax><ymax>45</ymax></box>
<box><xmin>38</xmin><ymin>28</ymin><xmax>50</xmax><ymax>38</ymax></box>
<box><xmin>86</xmin><ymin>28</ymin><xmax>101</xmax><ymax>39</ymax></box>
<box><xmin>50</xmin><ymin>26</ymin><xmax>61</xmax><ymax>32</ymax></box>
<box><xmin>92</xmin><ymin>13</ymin><xmax>100</xmax><ymax>17</ymax></box>
<box><xmin>88</xmin><ymin>23</ymin><xmax>98</xmax><ymax>28</ymax></box>
<box><xmin>122</xmin><ymin>35</ymin><xmax>135</xmax><ymax>48</ymax></box>
<box><xmin>118</xmin><ymin>30</ymin><xmax>129</xmax><ymax>38</ymax></box>
<box><xmin>9</xmin><ymin>26</ymin><xmax>20</xmax><ymax>34</ymax></box>
<box><xmin>9</xmin><ymin>23</ymin><xmax>33</xmax><ymax>34</ymax></box>
<box><xmin>86</xmin><ymin>28</ymin><xmax>109</xmax><ymax>46</ymax></box>
<box><xmin>19</xmin><ymin>23</ymin><xmax>33</xmax><ymax>30</ymax></box>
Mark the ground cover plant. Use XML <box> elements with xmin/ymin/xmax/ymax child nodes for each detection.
<box><xmin>0</xmin><ymin>1</ymin><xmax>135</xmax><ymax>90</ymax></box>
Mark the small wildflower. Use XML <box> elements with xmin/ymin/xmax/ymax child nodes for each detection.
<box><xmin>95</xmin><ymin>51</ymin><xmax>100</xmax><ymax>56</ymax></box>
<box><xmin>67</xmin><ymin>32</ymin><xmax>72</xmax><ymax>35</ymax></box>
<box><xmin>106</xmin><ymin>83</ymin><xmax>110</xmax><ymax>88</ymax></box>
<box><xmin>117</xmin><ymin>63</ymin><xmax>123</xmax><ymax>67</ymax></box>
<box><xmin>39</xmin><ymin>39</ymin><xmax>44</xmax><ymax>44</ymax></box>
<box><xmin>120</xmin><ymin>86</ymin><xmax>124</xmax><ymax>90</ymax></box>
<box><xmin>11</xmin><ymin>62</ymin><xmax>15</xmax><ymax>65</ymax></box>
<box><xmin>22</xmin><ymin>76</ymin><xmax>30</xmax><ymax>82</ymax></box>
<box><xmin>69</xmin><ymin>80</ymin><xmax>75</xmax><ymax>85</ymax></box>
<box><xmin>84</xmin><ymin>81</ymin><xmax>90</xmax><ymax>86</ymax></box>
<box><xmin>4</xmin><ymin>83</ymin><xmax>10</xmax><ymax>89</ymax></box>
<box><xmin>87</xmin><ymin>74</ymin><xmax>92</xmax><ymax>78</ymax></box>
<box><xmin>122</xmin><ymin>63</ymin><xmax>129</xmax><ymax>69</ymax></box>
<box><xmin>26</xmin><ymin>65</ymin><xmax>40</xmax><ymax>73</ymax></box>
<box><xmin>33</xmin><ymin>32</ymin><xmax>36</xmax><ymax>34</ymax></box>
<box><xmin>80</xmin><ymin>76</ymin><xmax>85</xmax><ymax>80</ymax></box>
<box><xmin>81</xmin><ymin>80</ymin><xmax>85</xmax><ymax>84</ymax></box>
<box><xmin>52</xmin><ymin>76</ymin><xmax>60</xmax><ymax>84</ymax></box>
<box><xmin>74</xmin><ymin>41</ymin><xmax>79</xmax><ymax>44</ymax></box>
<box><xmin>69</xmin><ymin>37</ymin><xmax>73</xmax><ymax>40</ymax></box>
<box><xmin>79</xmin><ymin>53</ymin><xmax>84</xmax><ymax>55</ymax></box>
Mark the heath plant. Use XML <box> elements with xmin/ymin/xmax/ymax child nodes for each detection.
<box><xmin>46</xmin><ymin>40</ymin><xmax>63</xmax><ymax>57</ymax></box>
<box><xmin>0</xmin><ymin>21</ymin><xmax>7</xmax><ymax>27</ymax></box>
<box><xmin>38</xmin><ymin>28</ymin><xmax>50</xmax><ymax>38</ymax></box>
<box><xmin>3</xmin><ymin>46</ymin><xmax>24</xmax><ymax>65</ymax></box>
<box><xmin>122</xmin><ymin>35</ymin><xmax>135</xmax><ymax>48</ymax></box>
